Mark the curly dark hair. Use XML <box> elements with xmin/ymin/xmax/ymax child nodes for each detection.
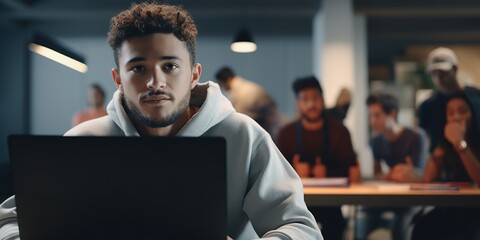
<box><xmin>107</xmin><ymin>2</ymin><xmax>197</xmax><ymax>67</ymax></box>
<box><xmin>292</xmin><ymin>76</ymin><xmax>323</xmax><ymax>97</ymax></box>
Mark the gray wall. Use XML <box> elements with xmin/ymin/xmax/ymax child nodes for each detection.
<box><xmin>30</xmin><ymin>38</ymin><xmax>114</xmax><ymax>135</ymax></box>
<box><xmin>30</xmin><ymin>54</ymin><xmax>84</xmax><ymax>134</ymax></box>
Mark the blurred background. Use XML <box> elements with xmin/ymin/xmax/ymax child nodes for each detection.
<box><xmin>1</xmin><ymin>0</ymin><xmax>480</xmax><ymax>203</ymax></box>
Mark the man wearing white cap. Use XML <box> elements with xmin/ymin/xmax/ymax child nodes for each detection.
<box><xmin>417</xmin><ymin>47</ymin><xmax>480</xmax><ymax>152</ymax></box>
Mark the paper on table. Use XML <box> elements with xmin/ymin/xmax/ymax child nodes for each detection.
<box><xmin>302</xmin><ymin>177</ymin><xmax>349</xmax><ymax>187</ymax></box>
<box><xmin>367</xmin><ymin>181</ymin><xmax>411</xmax><ymax>191</ymax></box>
<box><xmin>410</xmin><ymin>183</ymin><xmax>460</xmax><ymax>191</ymax></box>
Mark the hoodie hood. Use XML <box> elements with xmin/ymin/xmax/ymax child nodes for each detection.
<box><xmin>106</xmin><ymin>81</ymin><xmax>235</xmax><ymax>137</ymax></box>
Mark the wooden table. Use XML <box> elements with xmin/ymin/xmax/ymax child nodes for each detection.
<box><xmin>304</xmin><ymin>182</ymin><xmax>480</xmax><ymax>207</ymax></box>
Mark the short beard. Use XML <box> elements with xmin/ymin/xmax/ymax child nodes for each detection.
<box><xmin>121</xmin><ymin>91</ymin><xmax>190</xmax><ymax>128</ymax></box>
<box><xmin>301</xmin><ymin>111</ymin><xmax>324</xmax><ymax>123</ymax></box>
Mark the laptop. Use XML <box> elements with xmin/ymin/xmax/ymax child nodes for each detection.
<box><xmin>8</xmin><ymin>135</ymin><xmax>227</xmax><ymax>240</ymax></box>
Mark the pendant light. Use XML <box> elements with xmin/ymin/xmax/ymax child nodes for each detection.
<box><xmin>230</xmin><ymin>28</ymin><xmax>257</xmax><ymax>53</ymax></box>
<box><xmin>29</xmin><ymin>33</ymin><xmax>88</xmax><ymax>73</ymax></box>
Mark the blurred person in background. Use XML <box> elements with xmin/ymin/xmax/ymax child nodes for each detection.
<box><xmin>417</xmin><ymin>47</ymin><xmax>480</xmax><ymax>153</ymax></box>
<box><xmin>325</xmin><ymin>87</ymin><xmax>351</xmax><ymax>122</ymax></box>
<box><xmin>72</xmin><ymin>83</ymin><xmax>108</xmax><ymax>126</ymax></box>
<box><xmin>276</xmin><ymin>76</ymin><xmax>357</xmax><ymax>240</ymax></box>
<box><xmin>215</xmin><ymin>66</ymin><xmax>281</xmax><ymax>137</ymax></box>
<box><xmin>410</xmin><ymin>93</ymin><xmax>480</xmax><ymax>240</ymax></box>
<box><xmin>356</xmin><ymin>93</ymin><xmax>427</xmax><ymax>240</ymax></box>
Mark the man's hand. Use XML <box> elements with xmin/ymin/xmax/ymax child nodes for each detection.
<box><xmin>293</xmin><ymin>154</ymin><xmax>310</xmax><ymax>178</ymax></box>
<box><xmin>432</xmin><ymin>147</ymin><xmax>445</xmax><ymax>160</ymax></box>
<box><xmin>444</xmin><ymin>121</ymin><xmax>466</xmax><ymax>145</ymax></box>
<box><xmin>389</xmin><ymin>156</ymin><xmax>420</xmax><ymax>183</ymax></box>
<box><xmin>349</xmin><ymin>160</ymin><xmax>361</xmax><ymax>183</ymax></box>
<box><xmin>312</xmin><ymin>157</ymin><xmax>326</xmax><ymax>178</ymax></box>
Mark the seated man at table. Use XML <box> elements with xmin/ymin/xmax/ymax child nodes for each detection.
<box><xmin>276</xmin><ymin>76</ymin><xmax>357</xmax><ymax>240</ymax></box>
<box><xmin>409</xmin><ymin>93</ymin><xmax>480</xmax><ymax>240</ymax></box>
<box><xmin>0</xmin><ymin>3</ymin><xmax>322</xmax><ymax>240</ymax></box>
<box><xmin>356</xmin><ymin>93</ymin><xmax>427</xmax><ymax>240</ymax></box>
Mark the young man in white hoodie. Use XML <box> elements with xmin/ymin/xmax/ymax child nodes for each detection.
<box><xmin>0</xmin><ymin>2</ymin><xmax>322</xmax><ymax>240</ymax></box>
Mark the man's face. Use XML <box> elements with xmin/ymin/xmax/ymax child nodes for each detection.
<box><xmin>430</xmin><ymin>68</ymin><xmax>457</xmax><ymax>94</ymax></box>
<box><xmin>218</xmin><ymin>79</ymin><xmax>231</xmax><ymax>92</ymax></box>
<box><xmin>367</xmin><ymin>103</ymin><xmax>393</xmax><ymax>133</ymax></box>
<box><xmin>112</xmin><ymin>33</ymin><xmax>201</xmax><ymax>128</ymax></box>
<box><xmin>296</xmin><ymin>88</ymin><xmax>324</xmax><ymax>122</ymax></box>
<box><xmin>88</xmin><ymin>88</ymin><xmax>104</xmax><ymax>108</ymax></box>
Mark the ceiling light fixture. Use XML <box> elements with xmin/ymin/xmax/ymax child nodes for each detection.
<box><xmin>29</xmin><ymin>34</ymin><xmax>88</xmax><ymax>73</ymax></box>
<box><xmin>231</xmin><ymin>28</ymin><xmax>257</xmax><ymax>53</ymax></box>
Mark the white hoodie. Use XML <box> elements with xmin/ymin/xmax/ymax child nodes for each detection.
<box><xmin>0</xmin><ymin>81</ymin><xmax>322</xmax><ymax>240</ymax></box>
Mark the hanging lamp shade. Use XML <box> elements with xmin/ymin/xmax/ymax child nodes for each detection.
<box><xmin>29</xmin><ymin>33</ymin><xmax>88</xmax><ymax>73</ymax></box>
<box><xmin>230</xmin><ymin>28</ymin><xmax>257</xmax><ymax>53</ymax></box>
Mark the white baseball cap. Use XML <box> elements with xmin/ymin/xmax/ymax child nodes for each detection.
<box><xmin>426</xmin><ymin>47</ymin><xmax>458</xmax><ymax>72</ymax></box>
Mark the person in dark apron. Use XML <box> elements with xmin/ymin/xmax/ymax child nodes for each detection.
<box><xmin>276</xmin><ymin>76</ymin><xmax>357</xmax><ymax>240</ymax></box>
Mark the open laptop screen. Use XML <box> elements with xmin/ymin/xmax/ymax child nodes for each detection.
<box><xmin>9</xmin><ymin>135</ymin><xmax>226</xmax><ymax>240</ymax></box>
